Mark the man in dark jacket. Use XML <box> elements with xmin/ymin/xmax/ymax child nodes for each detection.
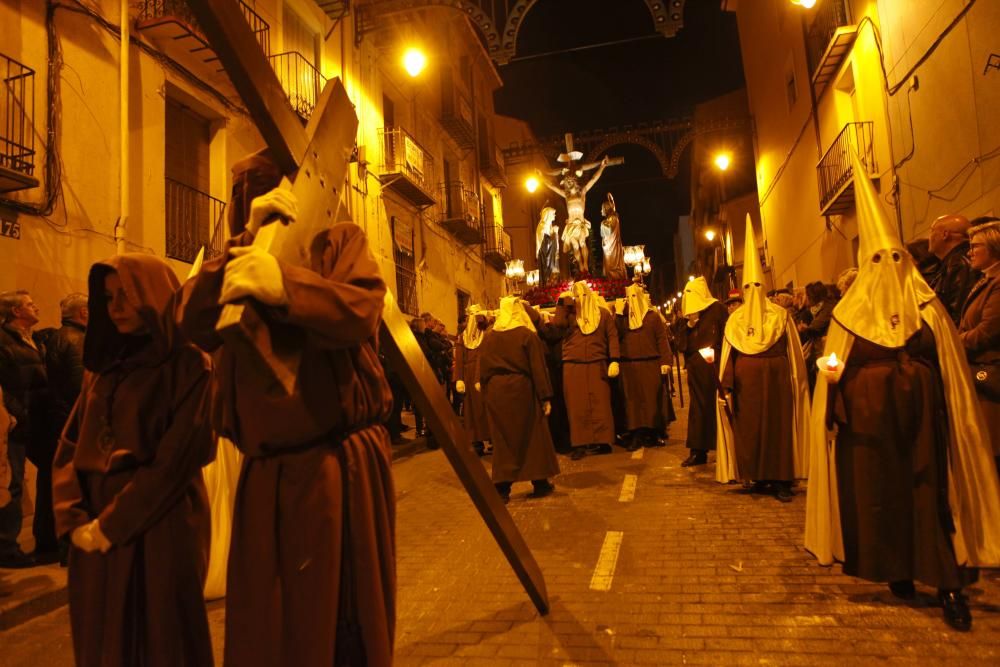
<box><xmin>0</xmin><ymin>290</ymin><xmax>48</xmax><ymax>568</ymax></box>
<box><xmin>35</xmin><ymin>293</ymin><xmax>88</xmax><ymax>562</ymax></box>
<box><xmin>928</xmin><ymin>214</ymin><xmax>979</xmax><ymax>324</ymax></box>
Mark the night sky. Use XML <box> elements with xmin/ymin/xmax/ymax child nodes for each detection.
<box><xmin>493</xmin><ymin>0</ymin><xmax>745</xmax><ymax>295</ymax></box>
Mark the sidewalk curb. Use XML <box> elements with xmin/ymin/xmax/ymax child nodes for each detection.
<box><xmin>0</xmin><ymin>581</ymin><xmax>67</xmax><ymax>631</ymax></box>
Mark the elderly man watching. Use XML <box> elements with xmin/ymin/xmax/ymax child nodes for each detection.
<box><xmin>928</xmin><ymin>214</ymin><xmax>979</xmax><ymax>323</ymax></box>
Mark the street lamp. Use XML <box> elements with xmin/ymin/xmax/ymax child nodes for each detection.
<box><xmin>704</xmin><ymin>229</ymin><xmax>717</xmax><ymax>242</ymax></box>
<box><xmin>713</xmin><ymin>152</ymin><xmax>732</xmax><ymax>172</ymax></box>
<box><xmin>790</xmin><ymin>0</ymin><xmax>816</xmax><ymax>7</ymax></box>
<box><xmin>525</xmin><ymin>176</ymin><xmax>539</xmax><ymax>193</ymax></box>
<box><xmin>402</xmin><ymin>47</ymin><xmax>427</xmax><ymax>77</ymax></box>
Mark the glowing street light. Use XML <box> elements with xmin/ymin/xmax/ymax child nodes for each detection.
<box><xmin>403</xmin><ymin>48</ymin><xmax>427</xmax><ymax>77</ymax></box>
<box><xmin>704</xmin><ymin>229</ymin><xmax>717</xmax><ymax>242</ymax></box>
<box><xmin>713</xmin><ymin>152</ymin><xmax>732</xmax><ymax>172</ymax></box>
<box><xmin>790</xmin><ymin>0</ymin><xmax>817</xmax><ymax>7</ymax></box>
<box><xmin>525</xmin><ymin>176</ymin><xmax>539</xmax><ymax>193</ymax></box>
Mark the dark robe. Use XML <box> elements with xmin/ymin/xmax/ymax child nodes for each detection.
<box><xmin>831</xmin><ymin>323</ymin><xmax>974</xmax><ymax>589</ymax></box>
<box><xmin>52</xmin><ymin>254</ymin><xmax>214</xmax><ymax>667</ymax></box>
<box><xmin>722</xmin><ymin>334</ymin><xmax>794</xmax><ymax>481</ymax></box>
<box><xmin>177</xmin><ymin>223</ymin><xmax>396</xmax><ymax>667</ymax></box>
<box><xmin>555</xmin><ymin>307</ymin><xmax>620</xmax><ymax>446</ymax></box>
<box><xmin>454</xmin><ymin>340</ymin><xmax>490</xmax><ymax>442</ymax></box>
<box><xmin>677</xmin><ymin>301</ymin><xmax>727</xmax><ymax>451</ymax></box>
<box><xmin>479</xmin><ymin>327</ymin><xmax>559</xmax><ymax>482</ymax></box>
<box><xmin>618</xmin><ymin>310</ymin><xmax>675</xmax><ymax>433</ymax></box>
<box><xmin>538</xmin><ymin>234</ymin><xmax>556</xmax><ymax>287</ymax></box>
<box><xmin>538</xmin><ymin>322</ymin><xmax>572</xmax><ymax>454</ymax></box>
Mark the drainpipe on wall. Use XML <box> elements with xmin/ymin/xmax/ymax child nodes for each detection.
<box><xmin>115</xmin><ymin>0</ymin><xmax>129</xmax><ymax>254</ymax></box>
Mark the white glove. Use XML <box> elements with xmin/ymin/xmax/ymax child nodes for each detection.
<box><xmin>455</xmin><ymin>380</ymin><xmax>466</xmax><ymax>394</ymax></box>
<box><xmin>543</xmin><ymin>401</ymin><xmax>552</xmax><ymax>417</ymax></box>
<box><xmin>246</xmin><ymin>187</ymin><xmax>297</xmax><ymax>236</ymax></box>
<box><xmin>660</xmin><ymin>365</ymin><xmax>671</xmax><ymax>375</ymax></box>
<box><xmin>220</xmin><ymin>246</ymin><xmax>288</xmax><ymax>306</ymax></box>
<box><xmin>607</xmin><ymin>361</ymin><xmax>620</xmax><ymax>379</ymax></box>
<box><xmin>71</xmin><ymin>520</ymin><xmax>112</xmax><ymax>554</ymax></box>
<box><xmin>475</xmin><ymin>382</ymin><xmax>481</xmax><ymax>392</ymax></box>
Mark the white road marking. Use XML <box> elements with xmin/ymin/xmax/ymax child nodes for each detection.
<box><xmin>589</xmin><ymin>531</ymin><xmax>624</xmax><ymax>591</ymax></box>
<box><xmin>631</xmin><ymin>448</ymin><xmax>644</xmax><ymax>460</ymax></box>
<box><xmin>618</xmin><ymin>474</ymin><xmax>638</xmax><ymax>502</ymax></box>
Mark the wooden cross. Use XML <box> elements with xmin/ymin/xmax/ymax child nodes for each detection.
<box><xmin>184</xmin><ymin>0</ymin><xmax>549</xmax><ymax>614</ymax></box>
<box><xmin>545</xmin><ymin>132</ymin><xmax>624</xmax><ymax>176</ymax></box>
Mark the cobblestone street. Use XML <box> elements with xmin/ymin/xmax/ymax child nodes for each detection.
<box><xmin>4</xmin><ymin>398</ymin><xmax>1000</xmax><ymax>665</ymax></box>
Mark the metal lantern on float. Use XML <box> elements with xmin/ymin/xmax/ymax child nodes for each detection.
<box><xmin>641</xmin><ymin>258</ymin><xmax>651</xmax><ymax>275</ymax></box>
<box><xmin>505</xmin><ymin>259</ymin><xmax>525</xmax><ymax>281</ymax></box>
<box><xmin>526</xmin><ymin>269</ymin><xmax>539</xmax><ymax>287</ymax></box>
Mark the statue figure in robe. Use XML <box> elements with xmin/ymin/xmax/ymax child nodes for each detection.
<box><xmin>536</xmin><ymin>206</ymin><xmax>560</xmax><ymax>286</ymax></box>
<box><xmin>536</xmin><ymin>155</ymin><xmax>610</xmax><ymax>276</ymax></box>
<box><xmin>600</xmin><ymin>193</ymin><xmax>627</xmax><ymax>279</ymax></box>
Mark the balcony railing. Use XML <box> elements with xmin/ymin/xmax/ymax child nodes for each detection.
<box><xmin>269</xmin><ymin>51</ymin><xmax>326</xmax><ymax>120</ymax></box>
<box><xmin>438</xmin><ymin>181</ymin><xmax>483</xmax><ymax>244</ymax></box>
<box><xmin>136</xmin><ymin>0</ymin><xmax>270</xmax><ymax>84</ymax></box>
<box><xmin>806</xmin><ymin>0</ymin><xmax>856</xmax><ymax>96</ymax></box>
<box><xmin>379</xmin><ymin>127</ymin><xmax>436</xmax><ymax>208</ymax></box>
<box><xmin>483</xmin><ymin>225</ymin><xmax>511</xmax><ymax>271</ymax></box>
<box><xmin>440</xmin><ymin>69</ymin><xmax>475</xmax><ymax>149</ymax></box>
<box><xmin>817</xmin><ymin>121</ymin><xmax>876</xmax><ymax>216</ymax></box>
<box><xmin>0</xmin><ymin>52</ymin><xmax>38</xmax><ymax>193</ymax></box>
<box><xmin>480</xmin><ymin>140</ymin><xmax>507</xmax><ymax>188</ymax></box>
<box><xmin>165</xmin><ymin>177</ymin><xmax>227</xmax><ymax>264</ymax></box>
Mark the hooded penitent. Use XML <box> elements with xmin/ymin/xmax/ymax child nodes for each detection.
<box><xmin>462</xmin><ymin>305</ymin><xmax>487</xmax><ymax>349</ymax></box>
<box><xmin>493</xmin><ymin>296</ymin><xmax>537</xmax><ymax>333</ymax></box>
<box><xmin>681</xmin><ymin>276</ymin><xmax>718</xmax><ymax>317</ymax></box>
<box><xmin>84</xmin><ymin>254</ymin><xmax>181</xmax><ymax>372</ymax></box>
<box><xmin>724</xmin><ymin>215</ymin><xmax>786</xmax><ymax>355</ymax></box>
<box><xmin>573</xmin><ymin>281</ymin><xmax>602</xmax><ymax>334</ymax></box>
<box><xmin>805</xmin><ymin>152</ymin><xmax>1000</xmax><ymax>567</ymax></box>
<box><xmin>714</xmin><ymin>217</ymin><xmax>810</xmax><ymax>483</ymax></box>
<box><xmin>625</xmin><ymin>283</ymin><xmax>651</xmax><ymax>331</ymax></box>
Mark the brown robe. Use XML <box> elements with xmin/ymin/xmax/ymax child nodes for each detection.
<box><xmin>555</xmin><ymin>307</ymin><xmax>620</xmax><ymax>446</ymax></box>
<box><xmin>831</xmin><ymin>324</ymin><xmax>974</xmax><ymax>589</ymax></box>
<box><xmin>618</xmin><ymin>310</ymin><xmax>675</xmax><ymax>432</ymax></box>
<box><xmin>958</xmin><ymin>264</ymin><xmax>1000</xmax><ymax>455</ymax></box>
<box><xmin>52</xmin><ymin>254</ymin><xmax>215</xmax><ymax>667</ymax></box>
<box><xmin>178</xmin><ymin>223</ymin><xmax>396</xmax><ymax>666</ymax></box>
<box><xmin>454</xmin><ymin>341</ymin><xmax>490</xmax><ymax>442</ymax></box>
<box><xmin>722</xmin><ymin>334</ymin><xmax>794</xmax><ymax>481</ymax></box>
<box><xmin>479</xmin><ymin>327</ymin><xmax>559</xmax><ymax>483</ymax></box>
<box><xmin>676</xmin><ymin>301</ymin><xmax>728</xmax><ymax>451</ymax></box>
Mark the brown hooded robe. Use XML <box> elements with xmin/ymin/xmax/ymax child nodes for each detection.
<box><xmin>178</xmin><ymin>215</ymin><xmax>395</xmax><ymax>666</ymax></box>
<box><xmin>52</xmin><ymin>254</ymin><xmax>215</xmax><ymax>667</ymax></box>
<box><xmin>618</xmin><ymin>310</ymin><xmax>675</xmax><ymax>433</ymax></box>
<box><xmin>454</xmin><ymin>333</ymin><xmax>491</xmax><ymax>442</ymax></box>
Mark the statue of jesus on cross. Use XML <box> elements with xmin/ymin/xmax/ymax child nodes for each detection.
<box><xmin>535</xmin><ymin>134</ymin><xmax>623</xmax><ymax>276</ymax></box>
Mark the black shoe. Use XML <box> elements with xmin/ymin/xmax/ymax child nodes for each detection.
<box><xmin>529</xmin><ymin>480</ymin><xmax>555</xmax><ymax>498</ymax></box>
<box><xmin>889</xmin><ymin>580</ymin><xmax>915</xmax><ymax>600</ymax></box>
<box><xmin>569</xmin><ymin>447</ymin><xmax>587</xmax><ymax>461</ymax></box>
<box><xmin>0</xmin><ymin>550</ymin><xmax>37</xmax><ymax>569</ymax></box>
<box><xmin>939</xmin><ymin>590</ymin><xmax>972</xmax><ymax>631</ymax></box>
<box><xmin>586</xmin><ymin>444</ymin><xmax>613</xmax><ymax>456</ymax></box>
<box><xmin>681</xmin><ymin>452</ymin><xmax>707</xmax><ymax>467</ymax></box>
<box><xmin>31</xmin><ymin>549</ymin><xmax>61</xmax><ymax>565</ymax></box>
<box><xmin>775</xmin><ymin>486</ymin><xmax>794</xmax><ymax>503</ymax></box>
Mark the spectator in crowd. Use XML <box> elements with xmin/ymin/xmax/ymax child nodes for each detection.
<box><xmin>958</xmin><ymin>216</ymin><xmax>1000</xmax><ymax>469</ymax></box>
<box><xmin>0</xmin><ymin>290</ymin><xmax>49</xmax><ymax>568</ymax></box>
<box><xmin>907</xmin><ymin>237</ymin><xmax>941</xmax><ymax>286</ymax></box>
<box><xmin>927</xmin><ymin>214</ymin><xmax>979</xmax><ymax>324</ymax></box>
<box><xmin>790</xmin><ymin>288</ymin><xmax>811</xmax><ymax>327</ymax></box>
<box><xmin>723</xmin><ymin>289</ymin><xmax>743</xmax><ymax>315</ymax></box>
<box><xmin>0</xmin><ymin>388</ymin><xmax>12</xmax><ymax>510</ymax></box>
<box><xmin>798</xmin><ymin>281</ymin><xmax>834</xmax><ymax>392</ymax></box>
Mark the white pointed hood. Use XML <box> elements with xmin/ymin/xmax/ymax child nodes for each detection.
<box><xmin>625</xmin><ymin>283</ymin><xmax>652</xmax><ymax>330</ymax></box>
<box><xmin>832</xmin><ymin>152</ymin><xmax>936</xmax><ymax>348</ymax></box>
<box><xmin>462</xmin><ymin>304</ymin><xmax>486</xmax><ymax>349</ymax></box>
<box><xmin>681</xmin><ymin>276</ymin><xmax>717</xmax><ymax>317</ymax></box>
<box><xmin>725</xmin><ymin>215</ymin><xmax>787</xmax><ymax>354</ymax></box>
<box><xmin>573</xmin><ymin>280</ymin><xmax>603</xmax><ymax>334</ymax></box>
<box><xmin>493</xmin><ymin>296</ymin><xmax>536</xmax><ymax>333</ymax></box>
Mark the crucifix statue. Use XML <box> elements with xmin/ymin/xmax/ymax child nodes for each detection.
<box><xmin>535</xmin><ymin>133</ymin><xmax>623</xmax><ymax>276</ymax></box>
<box><xmin>182</xmin><ymin>1</ymin><xmax>549</xmax><ymax>653</ymax></box>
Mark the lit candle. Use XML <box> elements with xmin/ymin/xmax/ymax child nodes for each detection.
<box><xmin>826</xmin><ymin>352</ymin><xmax>840</xmax><ymax>370</ymax></box>
<box><xmin>698</xmin><ymin>347</ymin><xmax>715</xmax><ymax>364</ymax></box>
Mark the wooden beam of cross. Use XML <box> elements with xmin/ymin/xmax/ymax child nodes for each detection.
<box><xmin>184</xmin><ymin>0</ymin><xmax>549</xmax><ymax>615</ymax></box>
<box><xmin>544</xmin><ymin>132</ymin><xmax>623</xmax><ymax>176</ymax></box>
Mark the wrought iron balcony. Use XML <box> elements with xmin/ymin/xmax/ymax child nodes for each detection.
<box><xmin>483</xmin><ymin>225</ymin><xmax>512</xmax><ymax>271</ymax></box>
<box><xmin>438</xmin><ymin>181</ymin><xmax>483</xmax><ymax>244</ymax></box>
<box><xmin>817</xmin><ymin>121</ymin><xmax>877</xmax><ymax>216</ymax></box>
<box><xmin>379</xmin><ymin>127</ymin><xmax>436</xmax><ymax>208</ymax></box>
<box><xmin>440</xmin><ymin>69</ymin><xmax>475</xmax><ymax>149</ymax></box>
<box><xmin>165</xmin><ymin>177</ymin><xmax>226</xmax><ymax>264</ymax></box>
<box><xmin>269</xmin><ymin>52</ymin><xmax>326</xmax><ymax>120</ymax></box>
<box><xmin>480</xmin><ymin>139</ymin><xmax>507</xmax><ymax>188</ymax></box>
<box><xmin>136</xmin><ymin>0</ymin><xmax>270</xmax><ymax>87</ymax></box>
<box><xmin>806</xmin><ymin>0</ymin><xmax>856</xmax><ymax>97</ymax></box>
<box><xmin>0</xmin><ymin>52</ymin><xmax>38</xmax><ymax>193</ymax></box>
<box><xmin>312</xmin><ymin>1</ymin><xmax>350</xmax><ymax>21</ymax></box>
